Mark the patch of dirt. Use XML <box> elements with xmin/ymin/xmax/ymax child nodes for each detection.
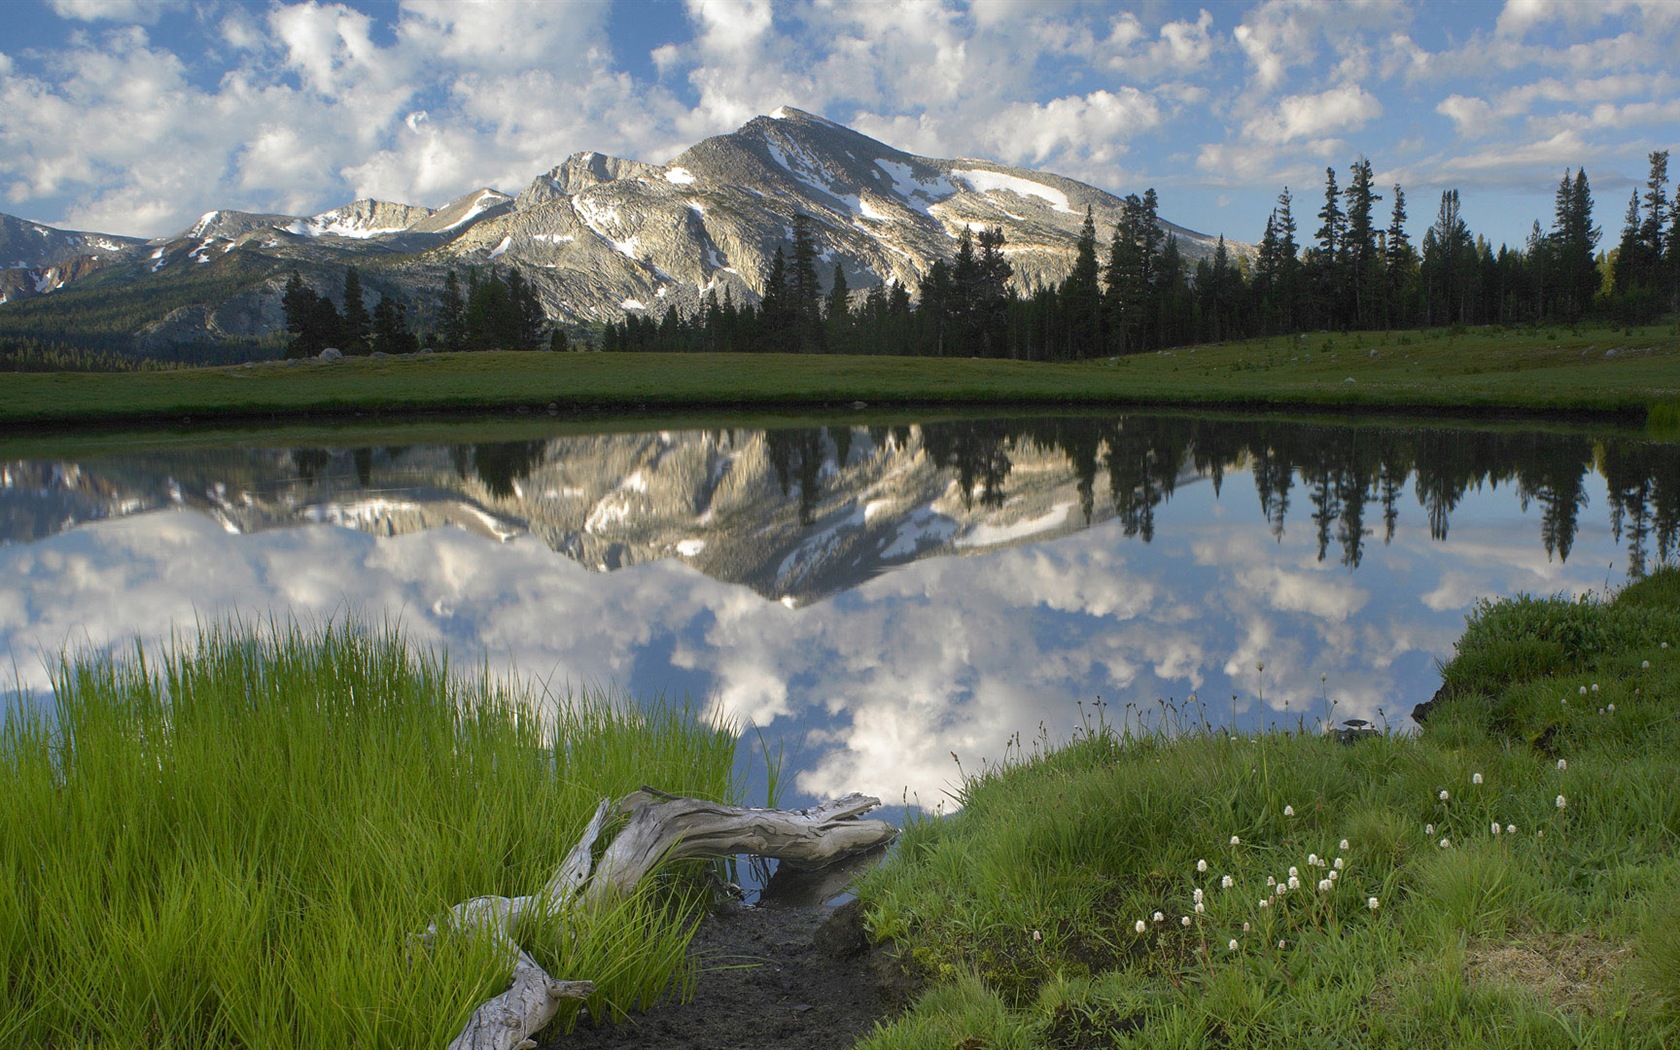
<box><xmin>538</xmin><ymin>898</ymin><xmax>919</xmax><ymax>1050</ymax></box>
<box><xmin>1463</xmin><ymin>933</ymin><xmax>1632</xmax><ymax>1012</ymax></box>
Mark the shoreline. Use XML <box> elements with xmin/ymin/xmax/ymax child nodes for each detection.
<box><xmin>3</xmin><ymin>322</ymin><xmax>1676</xmax><ymax>430</ymax></box>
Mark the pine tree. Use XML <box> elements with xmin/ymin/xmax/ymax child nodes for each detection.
<box><xmin>281</xmin><ymin>271</ymin><xmax>342</xmax><ymax>358</ymax></box>
<box><xmin>370</xmin><ymin>294</ymin><xmax>418</xmax><ymax>355</ymax></box>
<box><xmin>975</xmin><ymin>227</ymin><xmax>1013</xmax><ymax>357</ymax></box>
<box><xmin>1062</xmin><ymin>207</ymin><xmax>1103</xmax><ymax>359</ymax></box>
<box><xmin>789</xmin><ymin>214</ymin><xmax>824</xmax><ymax>352</ymax></box>
<box><xmin>1384</xmin><ymin>185</ymin><xmax>1417</xmax><ymax>327</ymax></box>
<box><xmin>506</xmin><ymin>268</ymin><xmax>546</xmax><ymax>350</ymax></box>
<box><xmin>758</xmin><ymin>247</ymin><xmax>790</xmax><ymax>350</ymax></box>
<box><xmin>341</xmin><ymin>266</ymin><xmax>370</xmax><ymax>354</ymax></box>
<box><xmin>1547</xmin><ymin>168</ymin><xmax>1599</xmax><ymax>321</ymax></box>
<box><xmin>1273</xmin><ymin>188</ymin><xmax>1300</xmax><ymax>332</ymax></box>
<box><xmin>1309</xmin><ymin>166</ymin><xmax>1346</xmax><ymax>327</ymax></box>
<box><xmin>1342</xmin><ymin>159</ymin><xmax>1382</xmax><ymax>327</ymax></box>
<box><xmin>825</xmin><ymin>265</ymin><xmax>851</xmax><ymax>354</ymax></box>
<box><xmin>439</xmin><ymin>270</ymin><xmax>467</xmax><ymax>352</ymax></box>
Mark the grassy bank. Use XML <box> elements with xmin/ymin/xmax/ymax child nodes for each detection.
<box><xmin>3</xmin><ymin>322</ymin><xmax>1676</xmax><ymax>428</ymax></box>
<box><xmin>854</xmin><ymin>567</ymin><xmax>1680</xmax><ymax>1049</ymax></box>
<box><xmin>0</xmin><ymin>620</ymin><xmax>742</xmax><ymax>1049</ymax></box>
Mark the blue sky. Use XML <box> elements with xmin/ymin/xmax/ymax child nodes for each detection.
<box><xmin>2</xmin><ymin>0</ymin><xmax>1677</xmax><ymax>250</ymax></box>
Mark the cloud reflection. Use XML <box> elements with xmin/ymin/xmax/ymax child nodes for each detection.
<box><xmin>0</xmin><ymin>438</ymin><xmax>1648</xmax><ymax>812</ymax></box>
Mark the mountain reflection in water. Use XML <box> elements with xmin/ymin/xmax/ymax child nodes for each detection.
<box><xmin>3</xmin><ymin>413</ymin><xmax>1675</xmax><ymax>807</ymax></box>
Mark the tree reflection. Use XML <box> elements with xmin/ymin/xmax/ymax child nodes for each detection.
<box><xmin>727</xmin><ymin>416</ymin><xmax>1672</xmax><ymax>573</ymax></box>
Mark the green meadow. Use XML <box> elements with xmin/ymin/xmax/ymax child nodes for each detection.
<box><xmin>0</xmin><ymin>620</ymin><xmax>743</xmax><ymax>1049</ymax></box>
<box><xmin>2</xmin><ymin>322</ymin><xmax>1676</xmax><ymax>428</ymax></box>
<box><xmin>854</xmin><ymin>567</ymin><xmax>1680</xmax><ymax>1048</ymax></box>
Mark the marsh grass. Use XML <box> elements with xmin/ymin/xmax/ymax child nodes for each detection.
<box><xmin>0</xmin><ymin>618</ymin><xmax>741</xmax><ymax>1049</ymax></box>
<box><xmin>856</xmin><ymin>566</ymin><xmax>1680</xmax><ymax>1048</ymax></box>
<box><xmin>2</xmin><ymin>320</ymin><xmax>1675</xmax><ymax>427</ymax></box>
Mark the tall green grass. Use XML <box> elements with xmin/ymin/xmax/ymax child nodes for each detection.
<box><xmin>857</xmin><ymin>567</ymin><xmax>1680</xmax><ymax>1048</ymax></box>
<box><xmin>0</xmin><ymin>619</ymin><xmax>742</xmax><ymax>1049</ymax></box>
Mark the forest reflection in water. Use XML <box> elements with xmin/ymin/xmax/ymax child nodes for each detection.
<box><xmin>2</xmin><ymin>411</ymin><xmax>1675</xmax><ymax>806</ymax></box>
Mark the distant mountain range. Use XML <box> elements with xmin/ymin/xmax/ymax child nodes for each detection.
<box><xmin>0</xmin><ymin>107</ymin><xmax>1240</xmax><ymax>355</ymax></box>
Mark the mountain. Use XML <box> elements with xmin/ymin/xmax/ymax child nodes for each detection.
<box><xmin>0</xmin><ymin>214</ymin><xmax>144</xmax><ymax>307</ymax></box>
<box><xmin>0</xmin><ymin>107</ymin><xmax>1244</xmax><ymax>354</ymax></box>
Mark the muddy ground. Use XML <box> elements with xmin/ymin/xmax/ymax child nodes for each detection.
<box><xmin>538</xmin><ymin>897</ymin><xmax>917</xmax><ymax>1050</ymax></box>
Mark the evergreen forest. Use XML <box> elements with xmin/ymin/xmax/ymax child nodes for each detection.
<box><xmin>604</xmin><ymin>151</ymin><xmax>1680</xmax><ymax>359</ymax></box>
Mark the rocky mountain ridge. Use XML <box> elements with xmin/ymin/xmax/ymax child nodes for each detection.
<box><xmin>0</xmin><ymin>108</ymin><xmax>1243</xmax><ymax>352</ymax></box>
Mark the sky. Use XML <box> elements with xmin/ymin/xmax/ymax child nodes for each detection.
<box><xmin>2</xmin><ymin>0</ymin><xmax>1678</xmax><ymax>251</ymax></box>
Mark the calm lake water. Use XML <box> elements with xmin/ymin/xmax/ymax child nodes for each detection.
<box><xmin>3</xmin><ymin>411</ymin><xmax>1675</xmax><ymax>811</ymax></box>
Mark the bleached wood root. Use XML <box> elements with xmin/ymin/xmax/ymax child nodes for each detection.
<box><xmin>588</xmin><ymin>788</ymin><xmax>898</xmax><ymax>899</ymax></box>
<box><xmin>434</xmin><ymin>789</ymin><xmax>895</xmax><ymax>1050</ymax></box>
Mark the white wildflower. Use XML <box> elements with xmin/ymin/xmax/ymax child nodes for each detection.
<box><xmin>1339</xmin><ymin>838</ymin><xmax>1350</xmax><ymax>851</ymax></box>
<box><xmin>1135</xmin><ymin>919</ymin><xmax>1146</xmax><ymax>934</ymax></box>
<box><xmin>1194</xmin><ymin>888</ymin><xmax>1204</xmax><ymax>904</ymax></box>
<box><xmin>1367</xmin><ymin>897</ymin><xmax>1380</xmax><ymax>911</ymax></box>
<box><xmin>1439</xmin><ymin>790</ymin><xmax>1450</xmax><ymax>801</ymax></box>
<box><xmin>1425</xmin><ymin>823</ymin><xmax>1435</xmax><ymax>835</ymax></box>
<box><xmin>1333</xmin><ymin>857</ymin><xmax>1344</xmax><ymax>870</ymax></box>
<box><xmin>1472</xmin><ymin>772</ymin><xmax>1483</xmax><ymax>784</ymax></box>
<box><xmin>1579</xmin><ymin>685</ymin><xmax>1588</xmax><ymax>695</ymax></box>
<box><xmin>1556</xmin><ymin>794</ymin><xmax>1567</xmax><ymax>809</ymax></box>
<box><xmin>1289</xmin><ymin>866</ymin><xmax>1299</xmax><ymax>878</ymax></box>
<box><xmin>1195</xmin><ymin>902</ymin><xmax>1205</xmax><ymax>915</ymax></box>
<box><xmin>1284</xmin><ymin>805</ymin><xmax>1295</xmax><ymax>817</ymax></box>
<box><xmin>1439</xmin><ymin>838</ymin><xmax>1451</xmax><ymax>848</ymax></box>
<box><xmin>1506</xmin><ymin>824</ymin><xmax>1516</xmax><ymax>834</ymax></box>
<box><xmin>1557</xmin><ymin>759</ymin><xmax>1567</xmax><ymax>771</ymax></box>
<box><xmin>1491</xmin><ymin>821</ymin><xmax>1501</xmax><ymax>835</ymax></box>
<box><xmin>1181</xmin><ymin>915</ymin><xmax>1191</xmax><ymax>927</ymax></box>
<box><xmin>1221</xmin><ymin>875</ymin><xmax>1234</xmax><ymax>889</ymax></box>
<box><xmin>1154</xmin><ymin>911</ymin><xmax>1164</xmax><ymax>923</ymax></box>
<box><xmin>1197</xmin><ymin>859</ymin><xmax>1208</xmax><ymax>873</ymax></box>
<box><xmin>1228</xmin><ymin>938</ymin><xmax>1239</xmax><ymax>951</ymax></box>
<box><xmin>1230</xmin><ymin>835</ymin><xmax>1241</xmax><ymax>846</ymax></box>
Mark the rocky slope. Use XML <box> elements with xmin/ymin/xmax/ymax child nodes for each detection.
<box><xmin>0</xmin><ymin>107</ymin><xmax>1243</xmax><ymax>348</ymax></box>
<box><xmin>0</xmin><ymin>213</ymin><xmax>143</xmax><ymax>306</ymax></box>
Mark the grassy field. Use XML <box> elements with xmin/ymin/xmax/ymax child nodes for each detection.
<box><xmin>854</xmin><ymin>567</ymin><xmax>1680</xmax><ymax>1049</ymax></box>
<box><xmin>3</xmin><ymin>322</ymin><xmax>1677</xmax><ymax>428</ymax></box>
<box><xmin>0</xmin><ymin>620</ymin><xmax>745</xmax><ymax>1049</ymax></box>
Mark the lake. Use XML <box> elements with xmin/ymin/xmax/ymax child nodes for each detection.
<box><xmin>3</xmin><ymin>411</ymin><xmax>1675</xmax><ymax>812</ymax></box>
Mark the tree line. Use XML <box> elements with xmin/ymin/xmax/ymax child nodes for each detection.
<box><xmin>603</xmin><ymin>150</ymin><xmax>1679</xmax><ymax>359</ymax></box>
<box><xmin>282</xmin><ymin>265</ymin><xmax>567</xmax><ymax>357</ymax></box>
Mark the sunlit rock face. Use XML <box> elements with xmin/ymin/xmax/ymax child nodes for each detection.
<box><xmin>0</xmin><ymin>107</ymin><xmax>1236</xmax><ymax>334</ymax></box>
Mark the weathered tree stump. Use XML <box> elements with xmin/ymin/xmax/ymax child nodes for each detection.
<box><xmin>425</xmin><ymin>789</ymin><xmax>897</xmax><ymax>1050</ymax></box>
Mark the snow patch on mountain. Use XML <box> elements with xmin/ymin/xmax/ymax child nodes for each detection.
<box><xmin>664</xmin><ymin>167</ymin><xmax>697</xmax><ymax>185</ymax></box>
<box><xmin>953</xmin><ymin>169</ymin><xmax>1074</xmax><ymax>213</ymax></box>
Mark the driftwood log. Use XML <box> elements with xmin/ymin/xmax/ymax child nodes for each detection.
<box><xmin>425</xmin><ymin>788</ymin><xmax>898</xmax><ymax>1050</ymax></box>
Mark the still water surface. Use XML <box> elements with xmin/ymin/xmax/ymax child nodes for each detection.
<box><xmin>3</xmin><ymin>412</ymin><xmax>1675</xmax><ymax>810</ymax></box>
